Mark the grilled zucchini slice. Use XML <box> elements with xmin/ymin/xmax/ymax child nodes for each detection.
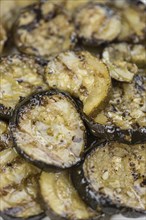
<box><xmin>85</xmin><ymin>71</ymin><xmax>146</xmax><ymax>144</ymax></box>
<box><xmin>0</xmin><ymin>23</ymin><xmax>7</xmax><ymax>54</ymax></box>
<box><xmin>72</xmin><ymin>142</ymin><xmax>146</xmax><ymax>216</ymax></box>
<box><xmin>45</xmin><ymin>50</ymin><xmax>111</xmax><ymax>116</ymax></box>
<box><xmin>0</xmin><ymin>122</ymin><xmax>44</xmax><ymax>220</ymax></box>
<box><xmin>117</xmin><ymin>4</ymin><xmax>146</xmax><ymax>43</ymax></box>
<box><xmin>102</xmin><ymin>43</ymin><xmax>139</xmax><ymax>82</ymax></box>
<box><xmin>74</xmin><ymin>3</ymin><xmax>121</xmax><ymax>45</ymax></box>
<box><xmin>39</xmin><ymin>170</ymin><xmax>102</xmax><ymax>220</ymax></box>
<box><xmin>0</xmin><ymin>54</ymin><xmax>47</xmax><ymax>120</ymax></box>
<box><xmin>10</xmin><ymin>90</ymin><xmax>86</xmax><ymax>169</ymax></box>
<box><xmin>14</xmin><ymin>1</ymin><xmax>77</xmax><ymax>57</ymax></box>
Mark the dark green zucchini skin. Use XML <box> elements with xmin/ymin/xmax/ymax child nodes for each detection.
<box><xmin>83</xmin><ymin>115</ymin><xmax>146</xmax><ymax>144</ymax></box>
<box><xmin>0</xmin><ymin>212</ymin><xmax>45</xmax><ymax>220</ymax></box>
<box><xmin>10</xmin><ymin>89</ymin><xmax>87</xmax><ymax>171</ymax></box>
<box><xmin>71</xmin><ymin>143</ymin><xmax>146</xmax><ymax>218</ymax></box>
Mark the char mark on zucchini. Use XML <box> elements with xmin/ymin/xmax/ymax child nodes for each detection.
<box><xmin>13</xmin><ymin>0</ymin><xmax>77</xmax><ymax>57</ymax></box>
<box><xmin>72</xmin><ymin>142</ymin><xmax>146</xmax><ymax>216</ymax></box>
<box><xmin>45</xmin><ymin>50</ymin><xmax>111</xmax><ymax>116</ymax></box>
<box><xmin>0</xmin><ymin>54</ymin><xmax>47</xmax><ymax>120</ymax></box>
<box><xmin>10</xmin><ymin>90</ymin><xmax>86</xmax><ymax>170</ymax></box>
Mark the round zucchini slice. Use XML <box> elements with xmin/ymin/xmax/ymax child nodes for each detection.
<box><xmin>72</xmin><ymin>142</ymin><xmax>146</xmax><ymax>216</ymax></box>
<box><xmin>10</xmin><ymin>90</ymin><xmax>86</xmax><ymax>169</ymax></box>
<box><xmin>102</xmin><ymin>43</ymin><xmax>146</xmax><ymax>82</ymax></box>
<box><xmin>14</xmin><ymin>1</ymin><xmax>77</xmax><ymax>57</ymax></box>
<box><xmin>74</xmin><ymin>3</ymin><xmax>121</xmax><ymax>45</ymax></box>
<box><xmin>39</xmin><ymin>170</ymin><xmax>103</xmax><ymax>220</ymax></box>
<box><xmin>102</xmin><ymin>43</ymin><xmax>139</xmax><ymax>82</ymax></box>
<box><xmin>0</xmin><ymin>23</ymin><xmax>7</xmax><ymax>54</ymax></box>
<box><xmin>0</xmin><ymin>122</ymin><xmax>44</xmax><ymax>220</ymax></box>
<box><xmin>85</xmin><ymin>71</ymin><xmax>146</xmax><ymax>144</ymax></box>
<box><xmin>45</xmin><ymin>50</ymin><xmax>111</xmax><ymax>116</ymax></box>
<box><xmin>0</xmin><ymin>54</ymin><xmax>47</xmax><ymax>120</ymax></box>
<box><xmin>117</xmin><ymin>4</ymin><xmax>146</xmax><ymax>43</ymax></box>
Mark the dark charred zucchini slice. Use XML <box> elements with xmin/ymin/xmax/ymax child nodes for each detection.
<box><xmin>14</xmin><ymin>0</ymin><xmax>77</xmax><ymax>57</ymax></box>
<box><xmin>39</xmin><ymin>170</ymin><xmax>103</xmax><ymax>220</ymax></box>
<box><xmin>0</xmin><ymin>121</ymin><xmax>44</xmax><ymax>220</ymax></box>
<box><xmin>45</xmin><ymin>50</ymin><xmax>111</xmax><ymax>116</ymax></box>
<box><xmin>117</xmin><ymin>4</ymin><xmax>146</xmax><ymax>43</ymax></box>
<box><xmin>72</xmin><ymin>142</ymin><xmax>146</xmax><ymax>216</ymax></box>
<box><xmin>0</xmin><ymin>54</ymin><xmax>47</xmax><ymax>120</ymax></box>
<box><xmin>10</xmin><ymin>90</ymin><xmax>86</xmax><ymax>169</ymax></box>
<box><xmin>0</xmin><ymin>23</ymin><xmax>7</xmax><ymax>54</ymax></box>
<box><xmin>84</xmin><ymin>71</ymin><xmax>146</xmax><ymax>144</ymax></box>
<box><xmin>74</xmin><ymin>3</ymin><xmax>121</xmax><ymax>45</ymax></box>
<box><xmin>102</xmin><ymin>43</ymin><xmax>139</xmax><ymax>82</ymax></box>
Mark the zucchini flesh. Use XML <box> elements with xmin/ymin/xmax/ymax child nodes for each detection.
<box><xmin>75</xmin><ymin>3</ymin><xmax>121</xmax><ymax>45</ymax></box>
<box><xmin>117</xmin><ymin>5</ymin><xmax>146</xmax><ymax>42</ymax></box>
<box><xmin>0</xmin><ymin>23</ymin><xmax>7</xmax><ymax>54</ymax></box>
<box><xmin>39</xmin><ymin>171</ymin><xmax>102</xmax><ymax>220</ymax></box>
<box><xmin>45</xmin><ymin>51</ymin><xmax>111</xmax><ymax>116</ymax></box>
<box><xmin>10</xmin><ymin>90</ymin><xmax>86</xmax><ymax>169</ymax></box>
<box><xmin>14</xmin><ymin>1</ymin><xmax>77</xmax><ymax>57</ymax></box>
<box><xmin>0</xmin><ymin>54</ymin><xmax>47</xmax><ymax>119</ymax></box>
<box><xmin>102</xmin><ymin>43</ymin><xmax>138</xmax><ymax>82</ymax></box>
<box><xmin>72</xmin><ymin>142</ymin><xmax>146</xmax><ymax>215</ymax></box>
<box><xmin>0</xmin><ymin>122</ymin><xmax>43</xmax><ymax>219</ymax></box>
<box><xmin>94</xmin><ymin>72</ymin><xmax>146</xmax><ymax>130</ymax></box>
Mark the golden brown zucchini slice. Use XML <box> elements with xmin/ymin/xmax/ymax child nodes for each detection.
<box><xmin>74</xmin><ymin>3</ymin><xmax>121</xmax><ymax>45</ymax></box>
<box><xmin>45</xmin><ymin>50</ymin><xmax>111</xmax><ymax>116</ymax></box>
<box><xmin>0</xmin><ymin>54</ymin><xmax>47</xmax><ymax>120</ymax></box>
<box><xmin>39</xmin><ymin>170</ymin><xmax>102</xmax><ymax>220</ymax></box>
<box><xmin>102</xmin><ymin>43</ymin><xmax>139</xmax><ymax>82</ymax></box>
<box><xmin>14</xmin><ymin>1</ymin><xmax>77</xmax><ymax>57</ymax></box>
<box><xmin>10</xmin><ymin>90</ymin><xmax>86</xmax><ymax>169</ymax></box>
<box><xmin>117</xmin><ymin>5</ymin><xmax>146</xmax><ymax>43</ymax></box>
<box><xmin>72</xmin><ymin>142</ymin><xmax>146</xmax><ymax>216</ymax></box>
<box><xmin>0</xmin><ymin>121</ymin><xmax>44</xmax><ymax>220</ymax></box>
<box><xmin>0</xmin><ymin>23</ymin><xmax>7</xmax><ymax>54</ymax></box>
<box><xmin>85</xmin><ymin>71</ymin><xmax>146</xmax><ymax>144</ymax></box>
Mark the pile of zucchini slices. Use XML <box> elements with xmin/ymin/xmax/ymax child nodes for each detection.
<box><xmin>0</xmin><ymin>0</ymin><xmax>146</xmax><ymax>219</ymax></box>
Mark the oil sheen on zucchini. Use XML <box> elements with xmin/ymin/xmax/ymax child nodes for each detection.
<box><xmin>72</xmin><ymin>142</ymin><xmax>146</xmax><ymax>215</ymax></box>
<box><xmin>0</xmin><ymin>121</ymin><xmax>44</xmax><ymax>220</ymax></box>
<box><xmin>0</xmin><ymin>54</ymin><xmax>47</xmax><ymax>119</ymax></box>
<box><xmin>45</xmin><ymin>50</ymin><xmax>111</xmax><ymax>116</ymax></box>
<box><xmin>39</xmin><ymin>171</ymin><xmax>102</xmax><ymax>220</ymax></box>
<box><xmin>14</xmin><ymin>0</ymin><xmax>77</xmax><ymax>57</ymax></box>
<box><xmin>87</xmin><ymin>71</ymin><xmax>146</xmax><ymax>143</ymax></box>
<box><xmin>74</xmin><ymin>3</ymin><xmax>121</xmax><ymax>45</ymax></box>
<box><xmin>10</xmin><ymin>90</ymin><xmax>86</xmax><ymax>169</ymax></box>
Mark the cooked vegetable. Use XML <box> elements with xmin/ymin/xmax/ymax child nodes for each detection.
<box><xmin>14</xmin><ymin>0</ymin><xmax>77</xmax><ymax>57</ymax></box>
<box><xmin>10</xmin><ymin>90</ymin><xmax>86</xmax><ymax>169</ymax></box>
<box><xmin>0</xmin><ymin>23</ymin><xmax>7</xmax><ymax>54</ymax></box>
<box><xmin>0</xmin><ymin>54</ymin><xmax>47</xmax><ymax>120</ymax></box>
<box><xmin>74</xmin><ymin>3</ymin><xmax>121</xmax><ymax>45</ymax></box>
<box><xmin>0</xmin><ymin>121</ymin><xmax>44</xmax><ymax>220</ymax></box>
<box><xmin>45</xmin><ymin>50</ymin><xmax>111</xmax><ymax>116</ymax></box>
<box><xmin>0</xmin><ymin>120</ymin><xmax>12</xmax><ymax>150</ymax></box>
<box><xmin>72</xmin><ymin>142</ymin><xmax>146</xmax><ymax>216</ymax></box>
<box><xmin>102</xmin><ymin>43</ymin><xmax>138</xmax><ymax>82</ymax></box>
<box><xmin>39</xmin><ymin>170</ymin><xmax>102</xmax><ymax>220</ymax></box>
<box><xmin>117</xmin><ymin>4</ymin><xmax>146</xmax><ymax>43</ymax></box>
<box><xmin>84</xmin><ymin>71</ymin><xmax>146</xmax><ymax>144</ymax></box>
